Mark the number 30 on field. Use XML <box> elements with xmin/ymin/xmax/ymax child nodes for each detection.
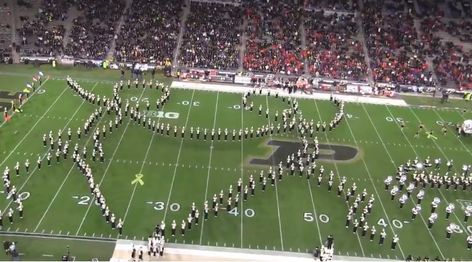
<box><xmin>304</xmin><ymin>212</ymin><xmax>330</xmax><ymax>223</ymax></box>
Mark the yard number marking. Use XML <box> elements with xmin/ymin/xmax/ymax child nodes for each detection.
<box><xmin>130</xmin><ymin>96</ymin><xmax>149</xmax><ymax>103</ymax></box>
<box><xmin>74</xmin><ymin>195</ymin><xmax>99</xmax><ymax>206</ymax></box>
<box><xmin>229</xmin><ymin>105</ymin><xmax>241</xmax><ymax>110</ymax></box>
<box><xmin>181</xmin><ymin>100</ymin><xmax>200</xmax><ymax>107</ymax></box>
<box><xmin>18</xmin><ymin>191</ymin><xmax>30</xmax><ymax>201</ymax></box>
<box><xmin>146</xmin><ymin>111</ymin><xmax>180</xmax><ymax>119</ymax></box>
<box><xmin>386</xmin><ymin>117</ymin><xmax>404</xmax><ymax>123</ymax></box>
<box><xmin>436</xmin><ymin>120</ymin><xmax>453</xmax><ymax>127</ymax></box>
<box><xmin>303</xmin><ymin>212</ymin><xmax>330</xmax><ymax>223</ymax></box>
<box><xmin>148</xmin><ymin>201</ymin><xmax>180</xmax><ymax>212</ymax></box>
<box><xmin>37</xmin><ymin>89</ymin><xmax>46</xmax><ymax>94</ymax></box>
<box><xmin>378</xmin><ymin>218</ymin><xmax>403</xmax><ymax>229</ymax></box>
<box><xmin>229</xmin><ymin>207</ymin><xmax>255</xmax><ymax>217</ymax></box>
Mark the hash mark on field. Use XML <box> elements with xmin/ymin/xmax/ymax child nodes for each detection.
<box><xmin>15</xmin><ymin>228</ymin><xmax>19</xmax><ymax>232</ymax></box>
<box><xmin>58</xmin><ymin>230</ymin><xmax>61</xmax><ymax>234</ymax></box>
<box><xmin>24</xmin><ymin>228</ymin><xmax>28</xmax><ymax>232</ymax></box>
<box><xmin>41</xmin><ymin>229</ymin><xmax>44</xmax><ymax>233</ymax></box>
<box><xmin>50</xmin><ymin>230</ymin><xmax>53</xmax><ymax>234</ymax></box>
<box><xmin>67</xmin><ymin>231</ymin><xmax>70</xmax><ymax>235</ymax></box>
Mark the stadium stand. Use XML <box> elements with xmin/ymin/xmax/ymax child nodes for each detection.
<box><xmin>16</xmin><ymin>0</ymin><xmax>70</xmax><ymax>56</ymax></box>
<box><xmin>3</xmin><ymin>0</ymin><xmax>472</xmax><ymax>91</ymax></box>
<box><xmin>178</xmin><ymin>1</ymin><xmax>243</xmax><ymax>70</ymax></box>
<box><xmin>243</xmin><ymin>0</ymin><xmax>304</xmax><ymax>74</ymax></box>
<box><xmin>64</xmin><ymin>0</ymin><xmax>125</xmax><ymax>59</ymax></box>
<box><xmin>303</xmin><ymin>10</ymin><xmax>368</xmax><ymax>81</ymax></box>
<box><xmin>361</xmin><ymin>0</ymin><xmax>435</xmax><ymax>86</ymax></box>
<box><xmin>115</xmin><ymin>0</ymin><xmax>183</xmax><ymax>64</ymax></box>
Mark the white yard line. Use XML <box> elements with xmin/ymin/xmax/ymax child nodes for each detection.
<box><xmin>74</xmin><ymin>86</ymin><xmax>148</xmax><ymax>235</ymax></box>
<box><xmin>122</xmin><ymin>89</ymin><xmax>171</xmax><ymax>224</ymax></box>
<box><xmin>240</xmin><ymin>96</ymin><xmax>244</xmax><ymax>248</ymax></box>
<box><xmin>122</xmin><ymin>134</ymin><xmax>155</xmax><ymax>223</ymax></box>
<box><xmin>306</xmin><ymin>180</ymin><xmax>323</xmax><ymax>245</ymax></box>
<box><xmin>387</xmin><ymin>105</ymin><xmax>469</xmax><ymax>238</ymax></box>
<box><xmin>199</xmin><ymin>92</ymin><xmax>220</xmax><ymax>245</ymax></box>
<box><xmin>264</xmin><ymin>95</ymin><xmax>284</xmax><ymax>251</ymax></box>
<box><xmin>0</xmin><ymin>78</ymin><xmax>63</xmax><ymax>169</ymax></box>
<box><xmin>343</xmin><ymin>104</ymin><xmax>406</xmax><ymax>259</ymax></box>
<box><xmin>2</xmin><ymin>82</ymin><xmax>99</xmax><ymax>213</ymax></box>
<box><xmin>0</xmin><ymin>77</ymin><xmax>50</xmax><ymax>129</ymax></box>
<box><xmin>32</xmin><ymin>83</ymin><xmax>101</xmax><ymax>232</ymax></box>
<box><xmin>312</xmin><ymin>99</ymin><xmax>365</xmax><ymax>255</ymax></box>
<box><xmin>434</xmin><ymin>109</ymin><xmax>472</xmax><ymax>156</ymax></box>
<box><xmin>162</xmin><ymin>89</ymin><xmax>197</xmax><ymax>221</ymax></box>
<box><xmin>367</xmin><ymin>104</ymin><xmax>444</xmax><ymax>258</ymax></box>
<box><xmin>406</xmin><ymin>107</ymin><xmax>470</xmax><ymax>233</ymax></box>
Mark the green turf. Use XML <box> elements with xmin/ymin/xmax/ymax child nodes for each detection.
<box><xmin>0</xmin><ymin>65</ymin><xmax>472</xmax><ymax>260</ymax></box>
<box><xmin>401</xmin><ymin>94</ymin><xmax>472</xmax><ymax>110</ymax></box>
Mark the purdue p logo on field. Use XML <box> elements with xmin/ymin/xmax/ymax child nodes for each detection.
<box><xmin>250</xmin><ymin>140</ymin><xmax>359</xmax><ymax>166</ymax></box>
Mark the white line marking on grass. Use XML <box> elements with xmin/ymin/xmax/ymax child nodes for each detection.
<box><xmin>313</xmin><ymin>100</ymin><xmax>365</xmax><ymax>256</ymax></box>
<box><xmin>163</xmin><ymin>89</ymin><xmax>196</xmax><ymax>221</ymax></box>
<box><xmin>343</xmin><ymin>103</ymin><xmax>405</xmax><ymax>259</ymax></box>
<box><xmin>407</xmin><ymin>107</ymin><xmax>470</xmax><ymax>235</ymax></box>
<box><xmin>34</xmin><ymin>165</ymin><xmax>77</xmax><ymax>232</ymax></box>
<box><xmin>368</xmin><ymin>104</ymin><xmax>445</xmax><ymax>259</ymax></box>
<box><xmin>2</xmin><ymin>83</ymin><xmax>99</xmax><ymax>213</ymax></box>
<box><xmin>264</xmin><ymin>95</ymin><xmax>284</xmax><ymax>251</ymax></box>
<box><xmin>75</xmin><ymin>86</ymin><xmax>148</xmax><ymax>235</ymax></box>
<box><xmin>0</xmin><ymin>79</ymin><xmax>62</xmax><ymax>169</ymax></box>
<box><xmin>199</xmin><ymin>92</ymin><xmax>220</xmax><ymax>245</ymax></box>
<box><xmin>122</xmin><ymin>90</ymin><xmax>170</xmax><ymax>224</ymax></box>
<box><xmin>304</xmin><ymin>154</ymin><xmax>322</xmax><ymax>241</ymax></box>
<box><xmin>0</xmin><ymin>78</ymin><xmax>51</xmax><ymax>129</ymax></box>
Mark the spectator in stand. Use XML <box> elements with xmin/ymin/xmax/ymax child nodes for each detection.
<box><xmin>178</xmin><ymin>2</ymin><xmax>243</xmax><ymax>70</ymax></box>
<box><xmin>115</xmin><ymin>0</ymin><xmax>183</xmax><ymax>65</ymax></box>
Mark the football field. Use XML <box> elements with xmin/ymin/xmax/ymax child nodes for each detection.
<box><xmin>1</xmin><ymin>65</ymin><xmax>472</xmax><ymax>261</ymax></box>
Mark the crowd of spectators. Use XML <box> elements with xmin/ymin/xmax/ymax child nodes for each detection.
<box><xmin>64</xmin><ymin>0</ymin><xmax>125</xmax><ymax>60</ymax></box>
<box><xmin>178</xmin><ymin>2</ymin><xmax>243</xmax><ymax>70</ymax></box>
<box><xmin>115</xmin><ymin>0</ymin><xmax>183</xmax><ymax>64</ymax></box>
<box><xmin>8</xmin><ymin>0</ymin><xmax>472</xmax><ymax>90</ymax></box>
<box><xmin>304</xmin><ymin>0</ymin><xmax>357</xmax><ymax>12</ymax></box>
<box><xmin>421</xmin><ymin>17</ymin><xmax>472</xmax><ymax>90</ymax></box>
<box><xmin>304</xmin><ymin>10</ymin><xmax>367</xmax><ymax>81</ymax></box>
<box><xmin>17</xmin><ymin>0</ymin><xmax>71</xmax><ymax>56</ymax></box>
<box><xmin>362</xmin><ymin>1</ymin><xmax>435</xmax><ymax>86</ymax></box>
<box><xmin>243</xmin><ymin>0</ymin><xmax>304</xmax><ymax>74</ymax></box>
